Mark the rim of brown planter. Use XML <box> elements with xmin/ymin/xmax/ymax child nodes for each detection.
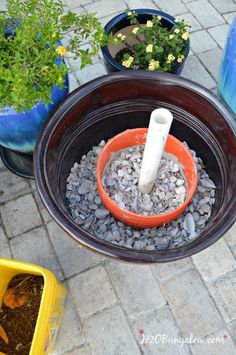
<box><xmin>34</xmin><ymin>71</ymin><xmax>236</xmax><ymax>263</ymax></box>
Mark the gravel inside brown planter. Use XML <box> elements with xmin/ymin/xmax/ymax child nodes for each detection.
<box><xmin>34</xmin><ymin>71</ymin><xmax>236</xmax><ymax>263</ymax></box>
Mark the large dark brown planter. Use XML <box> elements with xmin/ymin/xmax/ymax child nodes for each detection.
<box><xmin>34</xmin><ymin>71</ymin><xmax>236</xmax><ymax>263</ymax></box>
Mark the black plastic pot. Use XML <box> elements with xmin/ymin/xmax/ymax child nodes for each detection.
<box><xmin>34</xmin><ymin>71</ymin><xmax>236</xmax><ymax>263</ymax></box>
<box><xmin>101</xmin><ymin>9</ymin><xmax>190</xmax><ymax>74</ymax></box>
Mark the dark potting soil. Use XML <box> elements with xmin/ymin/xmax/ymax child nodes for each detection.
<box><xmin>115</xmin><ymin>48</ymin><xmax>134</xmax><ymax>64</ymax></box>
<box><xmin>0</xmin><ymin>274</ymin><xmax>44</xmax><ymax>355</ymax></box>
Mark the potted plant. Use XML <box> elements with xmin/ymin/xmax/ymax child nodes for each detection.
<box><xmin>0</xmin><ymin>0</ymin><xmax>105</xmax><ymax>178</ymax></box>
<box><xmin>101</xmin><ymin>8</ymin><xmax>190</xmax><ymax>74</ymax></box>
<box><xmin>0</xmin><ymin>258</ymin><xmax>66</xmax><ymax>354</ymax></box>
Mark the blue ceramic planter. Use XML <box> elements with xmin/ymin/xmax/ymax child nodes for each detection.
<box><xmin>218</xmin><ymin>17</ymin><xmax>236</xmax><ymax>114</ymax></box>
<box><xmin>0</xmin><ymin>75</ymin><xmax>69</xmax><ymax>154</ymax></box>
<box><xmin>0</xmin><ymin>24</ymin><xmax>69</xmax><ymax>154</ymax></box>
<box><xmin>101</xmin><ymin>9</ymin><xmax>190</xmax><ymax>75</ymax></box>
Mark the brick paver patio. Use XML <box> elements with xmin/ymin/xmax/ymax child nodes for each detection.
<box><xmin>0</xmin><ymin>0</ymin><xmax>236</xmax><ymax>354</ymax></box>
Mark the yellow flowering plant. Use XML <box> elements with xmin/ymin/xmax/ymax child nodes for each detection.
<box><xmin>0</xmin><ymin>0</ymin><xmax>106</xmax><ymax>112</ymax></box>
<box><xmin>114</xmin><ymin>10</ymin><xmax>190</xmax><ymax>72</ymax></box>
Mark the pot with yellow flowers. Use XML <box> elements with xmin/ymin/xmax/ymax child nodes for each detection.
<box><xmin>101</xmin><ymin>8</ymin><xmax>190</xmax><ymax>74</ymax></box>
<box><xmin>0</xmin><ymin>0</ymin><xmax>105</xmax><ymax>178</ymax></box>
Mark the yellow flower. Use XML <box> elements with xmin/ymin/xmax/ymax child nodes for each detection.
<box><xmin>146</xmin><ymin>20</ymin><xmax>153</xmax><ymax>28</ymax></box>
<box><xmin>146</xmin><ymin>44</ymin><xmax>153</xmax><ymax>53</ymax></box>
<box><xmin>164</xmin><ymin>67</ymin><xmax>168</xmax><ymax>71</ymax></box>
<box><xmin>175</xmin><ymin>18</ymin><xmax>180</xmax><ymax>23</ymax></box>
<box><xmin>157</xmin><ymin>15</ymin><xmax>162</xmax><ymax>20</ymax></box>
<box><xmin>56</xmin><ymin>46</ymin><xmax>67</xmax><ymax>56</ymax></box>
<box><xmin>181</xmin><ymin>54</ymin><xmax>185</xmax><ymax>59</ymax></box>
<box><xmin>121</xmin><ymin>35</ymin><xmax>126</xmax><ymax>41</ymax></box>
<box><xmin>128</xmin><ymin>11</ymin><xmax>132</xmax><ymax>16</ymax></box>
<box><xmin>167</xmin><ymin>54</ymin><xmax>175</xmax><ymax>62</ymax></box>
<box><xmin>117</xmin><ymin>33</ymin><xmax>123</xmax><ymax>38</ymax></box>
<box><xmin>177</xmin><ymin>57</ymin><xmax>183</xmax><ymax>63</ymax></box>
<box><xmin>122</xmin><ymin>56</ymin><xmax>134</xmax><ymax>68</ymax></box>
<box><xmin>169</xmin><ymin>34</ymin><xmax>174</xmax><ymax>39</ymax></box>
<box><xmin>182</xmin><ymin>32</ymin><xmax>189</xmax><ymax>40</ymax></box>
<box><xmin>174</xmin><ymin>28</ymin><xmax>180</xmax><ymax>34</ymax></box>
<box><xmin>148</xmin><ymin>59</ymin><xmax>160</xmax><ymax>70</ymax></box>
<box><xmin>132</xmin><ymin>27</ymin><xmax>139</xmax><ymax>35</ymax></box>
<box><xmin>52</xmin><ymin>33</ymin><xmax>56</xmax><ymax>38</ymax></box>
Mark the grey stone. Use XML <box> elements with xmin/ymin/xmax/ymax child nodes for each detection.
<box><xmin>209</xmin><ymin>0</ymin><xmax>236</xmax><ymax>13</ymax></box>
<box><xmin>187</xmin><ymin>0</ymin><xmax>225</xmax><ymax>28</ymax></box>
<box><xmin>208</xmin><ymin>24</ymin><xmax>230</xmax><ymax>48</ymax></box>
<box><xmin>68</xmin><ymin>266</ymin><xmax>117</xmax><ymax>318</ymax></box>
<box><xmin>0</xmin><ymin>170</ymin><xmax>30</xmax><ymax>203</ymax></box>
<box><xmin>181</xmin><ymin>55</ymin><xmax>216</xmax><ymax>89</ymax></box>
<box><xmin>208</xmin><ymin>269</ymin><xmax>236</xmax><ymax>322</ymax></box>
<box><xmin>152</xmin><ymin>257</ymin><xmax>193</xmax><ymax>283</ymax></box>
<box><xmin>0</xmin><ymin>226</ymin><xmax>11</xmax><ymax>258</ymax></box>
<box><xmin>107</xmin><ymin>261</ymin><xmax>166</xmax><ymax>319</ymax></box>
<box><xmin>133</xmin><ymin>305</ymin><xmax>191</xmax><ymax>355</ymax></box>
<box><xmin>177</xmin><ymin>12</ymin><xmax>202</xmax><ymax>32</ymax></box>
<box><xmin>76</xmin><ymin>62</ymin><xmax>107</xmax><ymax>84</ymax></box>
<box><xmin>198</xmin><ymin>48</ymin><xmax>222</xmax><ymax>81</ymax></box>
<box><xmin>227</xmin><ymin>319</ymin><xmax>236</xmax><ymax>341</ymax></box>
<box><xmin>224</xmin><ymin>222</ymin><xmax>236</xmax><ymax>247</ymax></box>
<box><xmin>154</xmin><ymin>0</ymin><xmax>187</xmax><ymax>16</ymax></box>
<box><xmin>51</xmin><ymin>294</ymin><xmax>85</xmax><ymax>355</ymax></box>
<box><xmin>34</xmin><ymin>190</ymin><xmax>52</xmax><ymax>223</ymax></box>
<box><xmin>84</xmin><ymin>0</ymin><xmax>127</xmax><ymax>18</ymax></box>
<box><xmin>192</xmin><ymin>238</ymin><xmax>236</xmax><ymax>281</ymax></box>
<box><xmin>190</xmin><ymin>329</ymin><xmax>236</xmax><ymax>354</ymax></box>
<box><xmin>85</xmin><ymin>306</ymin><xmax>141</xmax><ymax>355</ymax></box>
<box><xmin>162</xmin><ymin>269</ymin><xmax>223</xmax><ymax>338</ymax></box>
<box><xmin>94</xmin><ymin>208</ymin><xmax>109</xmax><ymax>219</ymax></box>
<box><xmin>224</xmin><ymin>12</ymin><xmax>236</xmax><ymax>25</ymax></box>
<box><xmin>125</xmin><ymin>0</ymin><xmax>158</xmax><ymax>10</ymax></box>
<box><xmin>47</xmin><ymin>221</ymin><xmax>101</xmax><ymax>278</ymax></box>
<box><xmin>190</xmin><ymin>30</ymin><xmax>217</xmax><ymax>53</ymax></box>
<box><xmin>64</xmin><ymin>0</ymin><xmax>93</xmax><ymax>9</ymax></box>
<box><xmin>10</xmin><ymin>226</ymin><xmax>63</xmax><ymax>280</ymax></box>
<box><xmin>1</xmin><ymin>194</ymin><xmax>42</xmax><ymax>238</ymax></box>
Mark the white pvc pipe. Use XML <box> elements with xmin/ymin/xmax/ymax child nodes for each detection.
<box><xmin>138</xmin><ymin>108</ymin><xmax>173</xmax><ymax>194</ymax></box>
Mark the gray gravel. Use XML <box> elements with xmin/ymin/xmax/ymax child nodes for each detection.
<box><xmin>102</xmin><ymin>145</ymin><xmax>186</xmax><ymax>215</ymax></box>
<box><xmin>66</xmin><ymin>140</ymin><xmax>216</xmax><ymax>251</ymax></box>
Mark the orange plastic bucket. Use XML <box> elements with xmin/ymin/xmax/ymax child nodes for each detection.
<box><xmin>96</xmin><ymin>128</ymin><xmax>198</xmax><ymax>228</ymax></box>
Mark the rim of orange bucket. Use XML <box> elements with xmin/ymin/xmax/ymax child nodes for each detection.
<box><xmin>96</xmin><ymin>128</ymin><xmax>198</xmax><ymax>228</ymax></box>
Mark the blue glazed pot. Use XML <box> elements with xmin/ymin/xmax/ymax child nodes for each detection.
<box><xmin>101</xmin><ymin>9</ymin><xmax>190</xmax><ymax>75</ymax></box>
<box><xmin>218</xmin><ymin>17</ymin><xmax>236</xmax><ymax>114</ymax></box>
<box><xmin>0</xmin><ymin>32</ymin><xmax>69</xmax><ymax>153</ymax></box>
<box><xmin>0</xmin><ymin>77</ymin><xmax>69</xmax><ymax>153</ymax></box>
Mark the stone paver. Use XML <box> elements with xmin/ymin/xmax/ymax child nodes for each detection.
<box><xmin>224</xmin><ymin>223</ymin><xmax>236</xmax><ymax>248</ymax></box>
<box><xmin>85</xmin><ymin>305</ymin><xmax>142</xmax><ymax>355</ymax></box>
<box><xmin>107</xmin><ymin>261</ymin><xmax>166</xmax><ymax>319</ymax></box>
<box><xmin>162</xmin><ymin>269</ymin><xmax>223</xmax><ymax>338</ymax></box>
<box><xmin>224</xmin><ymin>12</ymin><xmax>236</xmax><ymax>25</ymax></box>
<box><xmin>208</xmin><ymin>269</ymin><xmax>236</xmax><ymax>322</ymax></box>
<box><xmin>190</xmin><ymin>328</ymin><xmax>236</xmax><ymax>354</ymax></box>
<box><xmin>192</xmin><ymin>238</ymin><xmax>236</xmax><ymax>282</ymax></box>
<box><xmin>0</xmin><ymin>170</ymin><xmax>30</xmax><ymax>203</ymax></box>
<box><xmin>152</xmin><ymin>257</ymin><xmax>194</xmax><ymax>283</ymax></box>
<box><xmin>68</xmin><ymin>266</ymin><xmax>117</xmax><ymax>318</ymax></box>
<box><xmin>10</xmin><ymin>226</ymin><xmax>63</xmax><ymax>280</ymax></box>
<box><xmin>209</xmin><ymin>0</ymin><xmax>236</xmax><ymax>13</ymax></box>
<box><xmin>48</xmin><ymin>221</ymin><xmax>102</xmax><ymax>278</ymax></box>
<box><xmin>154</xmin><ymin>0</ymin><xmax>187</xmax><ymax>15</ymax></box>
<box><xmin>181</xmin><ymin>55</ymin><xmax>216</xmax><ymax>89</ymax></box>
<box><xmin>0</xmin><ymin>194</ymin><xmax>42</xmax><ymax>238</ymax></box>
<box><xmin>1</xmin><ymin>1</ymin><xmax>236</xmax><ymax>354</ymax></box>
<box><xmin>52</xmin><ymin>294</ymin><xmax>85</xmax><ymax>355</ymax></box>
<box><xmin>133</xmin><ymin>305</ymin><xmax>191</xmax><ymax>354</ymax></box>
<box><xmin>187</xmin><ymin>0</ymin><xmax>225</xmax><ymax>28</ymax></box>
<box><xmin>178</xmin><ymin>12</ymin><xmax>202</xmax><ymax>32</ymax></box>
<box><xmin>198</xmin><ymin>47</ymin><xmax>222</xmax><ymax>81</ymax></box>
<box><xmin>0</xmin><ymin>226</ymin><xmax>11</xmax><ymax>258</ymax></box>
<box><xmin>208</xmin><ymin>24</ymin><xmax>230</xmax><ymax>48</ymax></box>
<box><xmin>190</xmin><ymin>30</ymin><xmax>217</xmax><ymax>53</ymax></box>
<box><xmin>84</xmin><ymin>0</ymin><xmax>126</xmax><ymax>18</ymax></box>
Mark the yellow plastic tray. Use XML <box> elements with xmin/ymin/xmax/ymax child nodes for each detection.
<box><xmin>0</xmin><ymin>258</ymin><xmax>67</xmax><ymax>354</ymax></box>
